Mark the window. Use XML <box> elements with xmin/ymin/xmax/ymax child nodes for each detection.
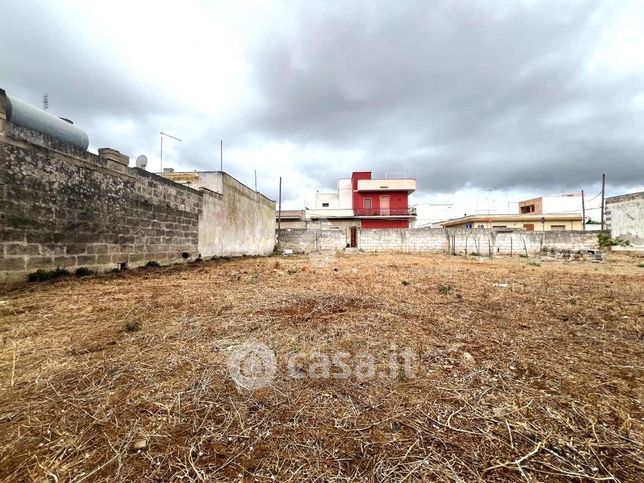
<box><xmin>520</xmin><ymin>205</ymin><xmax>535</xmax><ymax>214</ymax></box>
<box><xmin>551</xmin><ymin>225</ymin><xmax>566</xmax><ymax>231</ymax></box>
<box><xmin>363</xmin><ymin>198</ymin><xmax>372</xmax><ymax>209</ymax></box>
<box><xmin>492</xmin><ymin>225</ymin><xmax>507</xmax><ymax>228</ymax></box>
<box><xmin>322</xmin><ymin>202</ymin><xmax>329</xmax><ymax>207</ymax></box>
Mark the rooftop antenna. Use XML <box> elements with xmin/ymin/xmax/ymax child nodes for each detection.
<box><xmin>160</xmin><ymin>131</ymin><xmax>182</xmax><ymax>173</ymax></box>
<box><xmin>42</xmin><ymin>93</ymin><xmax>49</xmax><ymax>111</ymax></box>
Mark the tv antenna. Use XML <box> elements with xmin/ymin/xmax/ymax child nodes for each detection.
<box><xmin>160</xmin><ymin>131</ymin><xmax>182</xmax><ymax>173</ymax></box>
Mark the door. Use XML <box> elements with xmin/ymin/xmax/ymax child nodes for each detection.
<box><xmin>349</xmin><ymin>227</ymin><xmax>357</xmax><ymax>248</ymax></box>
<box><xmin>380</xmin><ymin>195</ymin><xmax>390</xmax><ymax>215</ymax></box>
<box><xmin>523</xmin><ymin>224</ymin><xmax>534</xmax><ymax>231</ymax></box>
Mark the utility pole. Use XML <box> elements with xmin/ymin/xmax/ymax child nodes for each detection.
<box><xmin>220</xmin><ymin>140</ymin><xmax>223</xmax><ymax>172</ymax></box>
<box><xmin>581</xmin><ymin>189</ymin><xmax>586</xmax><ymax>231</ymax></box>
<box><xmin>254</xmin><ymin>169</ymin><xmax>257</xmax><ymax>192</ymax></box>
<box><xmin>160</xmin><ymin>131</ymin><xmax>182</xmax><ymax>174</ymax></box>
<box><xmin>600</xmin><ymin>173</ymin><xmax>606</xmax><ymax>231</ymax></box>
<box><xmin>278</xmin><ymin>177</ymin><xmax>282</xmax><ymax>232</ymax></box>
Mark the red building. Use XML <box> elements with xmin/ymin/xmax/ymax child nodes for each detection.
<box><xmin>277</xmin><ymin>172</ymin><xmax>416</xmax><ymax>243</ymax></box>
<box><xmin>350</xmin><ymin>172</ymin><xmax>416</xmax><ymax>229</ymax></box>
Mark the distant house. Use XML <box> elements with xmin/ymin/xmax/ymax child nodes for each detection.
<box><xmin>519</xmin><ymin>193</ymin><xmax>583</xmax><ymax>215</ymax></box>
<box><xmin>277</xmin><ymin>210</ymin><xmax>307</xmax><ymax>229</ymax></box>
<box><xmin>437</xmin><ymin>192</ymin><xmax>587</xmax><ymax>231</ymax></box>
<box><xmin>277</xmin><ymin>171</ymin><xmax>417</xmax><ymax>246</ymax></box>
<box><xmin>437</xmin><ymin>213</ymin><xmax>584</xmax><ymax>231</ymax></box>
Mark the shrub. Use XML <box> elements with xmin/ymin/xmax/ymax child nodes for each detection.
<box><xmin>145</xmin><ymin>260</ymin><xmax>161</xmax><ymax>268</ymax></box>
<box><xmin>527</xmin><ymin>261</ymin><xmax>541</xmax><ymax>267</ymax></box>
<box><xmin>28</xmin><ymin>267</ymin><xmax>71</xmax><ymax>282</ymax></box>
<box><xmin>438</xmin><ymin>284</ymin><xmax>452</xmax><ymax>294</ymax></box>
<box><xmin>638</xmin><ymin>262</ymin><xmax>644</xmax><ymax>268</ymax></box>
<box><xmin>75</xmin><ymin>266</ymin><xmax>94</xmax><ymax>277</ymax></box>
<box><xmin>598</xmin><ymin>233</ymin><xmax>631</xmax><ymax>248</ymax></box>
<box><xmin>401</xmin><ymin>280</ymin><xmax>410</xmax><ymax>286</ymax></box>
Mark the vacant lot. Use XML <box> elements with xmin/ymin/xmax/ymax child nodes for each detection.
<box><xmin>0</xmin><ymin>253</ymin><xmax>642</xmax><ymax>482</ymax></box>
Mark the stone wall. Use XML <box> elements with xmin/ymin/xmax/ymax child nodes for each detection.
<box><xmin>277</xmin><ymin>227</ymin><xmax>600</xmax><ymax>255</ymax></box>
<box><xmin>277</xmin><ymin>228</ymin><xmax>347</xmax><ymax>252</ymax></box>
<box><xmin>606</xmin><ymin>191</ymin><xmax>644</xmax><ymax>247</ymax></box>
<box><xmin>0</xmin><ymin>92</ymin><xmax>275</xmax><ymax>283</ymax></box>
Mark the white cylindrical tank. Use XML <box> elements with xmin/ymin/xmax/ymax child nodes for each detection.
<box><xmin>6</xmin><ymin>94</ymin><xmax>89</xmax><ymax>150</ymax></box>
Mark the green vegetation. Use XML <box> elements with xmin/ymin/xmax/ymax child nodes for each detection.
<box><xmin>527</xmin><ymin>261</ymin><xmax>541</xmax><ymax>267</ymax></box>
<box><xmin>27</xmin><ymin>267</ymin><xmax>71</xmax><ymax>282</ymax></box>
<box><xmin>145</xmin><ymin>260</ymin><xmax>161</xmax><ymax>268</ymax></box>
<box><xmin>637</xmin><ymin>262</ymin><xmax>644</xmax><ymax>268</ymax></box>
<box><xmin>75</xmin><ymin>266</ymin><xmax>94</xmax><ymax>277</ymax></box>
<box><xmin>598</xmin><ymin>232</ymin><xmax>631</xmax><ymax>248</ymax></box>
<box><xmin>438</xmin><ymin>283</ymin><xmax>452</xmax><ymax>294</ymax></box>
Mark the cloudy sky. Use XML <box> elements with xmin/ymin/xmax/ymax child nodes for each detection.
<box><xmin>2</xmin><ymin>0</ymin><xmax>643</xmax><ymax>223</ymax></box>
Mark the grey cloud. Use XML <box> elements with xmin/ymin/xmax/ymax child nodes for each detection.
<box><xmin>247</xmin><ymin>0</ymin><xmax>644</xmax><ymax>193</ymax></box>
<box><xmin>1</xmin><ymin>0</ymin><xmax>642</xmax><ymax>204</ymax></box>
<box><xmin>0</xmin><ymin>2</ymin><xmax>181</xmax><ymax>131</ymax></box>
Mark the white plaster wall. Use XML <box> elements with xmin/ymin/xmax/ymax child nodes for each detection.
<box><xmin>607</xmin><ymin>193</ymin><xmax>644</xmax><ymax>247</ymax></box>
<box><xmin>542</xmin><ymin>195</ymin><xmax>582</xmax><ymax>215</ymax></box>
<box><xmin>314</xmin><ymin>192</ymin><xmax>340</xmax><ymax>208</ymax></box>
<box><xmin>338</xmin><ymin>178</ymin><xmax>352</xmax><ymax>208</ymax></box>
<box><xmin>198</xmin><ymin>174</ymin><xmax>276</xmax><ymax>257</ymax></box>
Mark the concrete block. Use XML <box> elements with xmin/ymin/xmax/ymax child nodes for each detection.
<box><xmin>76</xmin><ymin>255</ymin><xmax>97</xmax><ymax>266</ymax></box>
<box><xmin>5</xmin><ymin>243</ymin><xmax>40</xmax><ymax>255</ymax></box>
<box><xmin>53</xmin><ymin>256</ymin><xmax>78</xmax><ymax>267</ymax></box>
<box><xmin>0</xmin><ymin>257</ymin><xmax>26</xmax><ymax>271</ymax></box>
<box><xmin>26</xmin><ymin>256</ymin><xmax>55</xmax><ymax>269</ymax></box>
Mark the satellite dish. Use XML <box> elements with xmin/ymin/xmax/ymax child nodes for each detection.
<box><xmin>135</xmin><ymin>155</ymin><xmax>148</xmax><ymax>169</ymax></box>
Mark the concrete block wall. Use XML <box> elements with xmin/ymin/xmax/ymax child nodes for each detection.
<box><xmin>1</xmin><ymin>130</ymin><xmax>201</xmax><ymax>282</ymax></box>
<box><xmin>277</xmin><ymin>228</ymin><xmax>346</xmax><ymax>253</ymax></box>
<box><xmin>277</xmin><ymin>227</ymin><xmax>599</xmax><ymax>256</ymax></box>
<box><xmin>0</xmin><ymin>93</ymin><xmax>276</xmax><ymax>283</ymax></box>
<box><xmin>448</xmin><ymin>230</ymin><xmax>599</xmax><ymax>256</ymax></box>
<box><xmin>358</xmin><ymin>227</ymin><xmax>447</xmax><ymax>252</ymax></box>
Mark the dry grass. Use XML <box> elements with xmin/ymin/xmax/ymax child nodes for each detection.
<box><xmin>0</xmin><ymin>252</ymin><xmax>642</xmax><ymax>482</ymax></box>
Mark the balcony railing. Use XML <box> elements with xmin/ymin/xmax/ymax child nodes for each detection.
<box><xmin>354</xmin><ymin>207</ymin><xmax>417</xmax><ymax>217</ymax></box>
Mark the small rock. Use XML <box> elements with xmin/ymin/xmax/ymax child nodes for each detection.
<box><xmin>132</xmin><ymin>439</ymin><xmax>148</xmax><ymax>451</ymax></box>
<box><xmin>493</xmin><ymin>407</ymin><xmax>509</xmax><ymax>417</ymax></box>
<box><xmin>462</xmin><ymin>351</ymin><xmax>476</xmax><ymax>366</ymax></box>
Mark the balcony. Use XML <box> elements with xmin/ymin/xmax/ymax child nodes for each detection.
<box><xmin>354</xmin><ymin>207</ymin><xmax>417</xmax><ymax>217</ymax></box>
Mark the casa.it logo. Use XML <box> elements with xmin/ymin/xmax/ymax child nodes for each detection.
<box><xmin>226</xmin><ymin>341</ymin><xmax>276</xmax><ymax>391</ymax></box>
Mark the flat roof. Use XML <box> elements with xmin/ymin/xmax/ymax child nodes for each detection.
<box><xmin>438</xmin><ymin>213</ymin><xmax>582</xmax><ymax>227</ymax></box>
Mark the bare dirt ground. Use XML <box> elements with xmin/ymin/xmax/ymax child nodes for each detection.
<box><xmin>0</xmin><ymin>252</ymin><xmax>642</xmax><ymax>482</ymax></box>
